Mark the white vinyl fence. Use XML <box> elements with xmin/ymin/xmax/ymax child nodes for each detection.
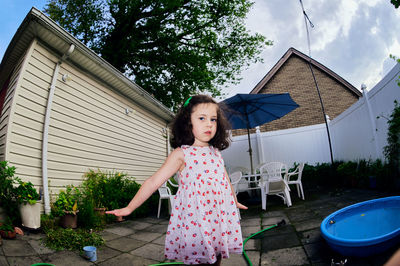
<box><xmin>223</xmin><ymin>63</ymin><xmax>400</xmax><ymax>172</ymax></box>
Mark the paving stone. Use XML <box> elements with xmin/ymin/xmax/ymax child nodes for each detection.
<box><xmin>158</xmin><ymin>219</ymin><xmax>170</xmax><ymax>225</ymax></box>
<box><xmin>243</xmin><ymin>239</ymin><xmax>260</xmax><ymax>251</ymax></box>
<box><xmin>99</xmin><ymin>230</ymin><xmax>122</xmax><ymax>241</ymax></box>
<box><xmin>104</xmin><ymin>226</ymin><xmax>135</xmax><ymax>236</ymax></box>
<box><xmin>241</xmin><ymin>217</ymin><xmax>261</xmax><ymax>227</ymax></box>
<box><xmin>129</xmin><ymin>231</ymin><xmax>163</xmax><ymax>242</ymax></box>
<box><xmin>152</xmin><ymin>234</ymin><xmax>166</xmax><ymax>245</ymax></box>
<box><xmin>139</xmin><ymin>217</ymin><xmax>161</xmax><ymax>224</ymax></box>
<box><xmin>0</xmin><ymin>256</ymin><xmax>7</xmax><ymax>266</ymax></box>
<box><xmin>299</xmin><ymin>228</ymin><xmax>324</xmax><ymax>245</ymax></box>
<box><xmin>241</xmin><ymin>225</ymin><xmax>261</xmax><ymax>238</ymax></box>
<box><xmin>221</xmin><ymin>252</ymin><xmax>250</xmax><ymax>266</ymax></box>
<box><xmin>105</xmin><ymin>236</ymin><xmax>147</xmax><ymax>252</ymax></box>
<box><xmin>314</xmin><ymin>206</ymin><xmax>340</xmax><ymax>218</ymax></box>
<box><xmin>0</xmin><ymin>247</ymin><xmax>3</xmax><ymax>256</ymax></box>
<box><xmin>243</xmin><ymin>250</ymin><xmax>260</xmax><ymax>266</ymax></box>
<box><xmin>42</xmin><ymin>250</ymin><xmax>92</xmax><ymax>265</ymax></box>
<box><xmin>293</xmin><ymin>218</ymin><xmax>323</xmax><ymax>232</ymax></box>
<box><xmin>285</xmin><ymin>207</ymin><xmax>317</xmax><ymax>223</ymax></box>
<box><xmin>261</xmin><ymin>210</ymin><xmax>286</xmax><ymax>218</ymax></box>
<box><xmin>6</xmin><ymin>256</ymin><xmax>44</xmax><ymax>266</ymax></box>
<box><xmin>126</xmin><ymin>221</ymin><xmax>152</xmax><ymax>230</ymax></box>
<box><xmin>28</xmin><ymin>239</ymin><xmax>55</xmax><ymax>255</ymax></box>
<box><xmin>261</xmin><ymin>232</ymin><xmax>300</xmax><ymax>252</ymax></box>
<box><xmin>2</xmin><ymin>239</ymin><xmax>36</xmax><ymax>256</ymax></box>
<box><xmin>303</xmin><ymin>241</ymin><xmax>339</xmax><ymax>263</ymax></box>
<box><xmin>98</xmin><ymin>253</ymin><xmax>158</xmax><ymax>266</ymax></box>
<box><xmin>260</xmin><ymin>247</ymin><xmax>309</xmax><ymax>266</ymax></box>
<box><xmin>96</xmin><ymin>245</ymin><xmax>122</xmax><ymax>263</ymax></box>
<box><xmin>257</xmin><ymin>223</ymin><xmax>296</xmax><ymax>237</ymax></box>
<box><xmin>142</xmin><ymin>223</ymin><xmax>168</xmax><ymax>234</ymax></box>
<box><xmin>262</xmin><ymin>216</ymin><xmax>287</xmax><ymax>227</ymax></box>
<box><xmin>130</xmin><ymin>242</ymin><xmax>165</xmax><ymax>261</ymax></box>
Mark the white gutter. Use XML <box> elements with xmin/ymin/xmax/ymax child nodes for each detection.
<box><xmin>42</xmin><ymin>44</ymin><xmax>75</xmax><ymax>215</ymax></box>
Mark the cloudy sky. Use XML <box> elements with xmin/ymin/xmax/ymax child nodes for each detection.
<box><xmin>1</xmin><ymin>0</ymin><xmax>399</xmax><ymax>98</ymax></box>
<box><xmin>225</xmin><ymin>0</ymin><xmax>400</xmax><ymax>98</ymax></box>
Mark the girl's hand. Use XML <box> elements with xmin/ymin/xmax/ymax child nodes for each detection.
<box><xmin>236</xmin><ymin>202</ymin><xmax>248</xmax><ymax>210</ymax></box>
<box><xmin>106</xmin><ymin>207</ymin><xmax>132</xmax><ymax>217</ymax></box>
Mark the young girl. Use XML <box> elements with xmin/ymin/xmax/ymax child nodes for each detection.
<box><xmin>106</xmin><ymin>95</ymin><xmax>247</xmax><ymax>265</ymax></box>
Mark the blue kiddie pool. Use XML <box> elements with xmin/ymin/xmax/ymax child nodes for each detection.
<box><xmin>320</xmin><ymin>196</ymin><xmax>400</xmax><ymax>257</ymax></box>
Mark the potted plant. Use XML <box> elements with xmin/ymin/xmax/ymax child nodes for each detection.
<box><xmin>0</xmin><ymin>161</ymin><xmax>19</xmax><ymax>225</ymax></box>
<box><xmin>0</xmin><ymin>217</ymin><xmax>16</xmax><ymax>239</ymax></box>
<box><xmin>15</xmin><ymin>178</ymin><xmax>41</xmax><ymax>229</ymax></box>
<box><xmin>82</xmin><ymin>170</ymin><xmax>107</xmax><ymax>216</ymax></box>
<box><xmin>52</xmin><ymin>185</ymin><xmax>80</xmax><ymax>229</ymax></box>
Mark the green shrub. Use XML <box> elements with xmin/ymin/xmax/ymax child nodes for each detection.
<box><xmin>43</xmin><ymin>228</ymin><xmax>104</xmax><ymax>251</ymax></box>
<box><xmin>51</xmin><ymin>185</ymin><xmax>81</xmax><ymax>217</ymax></box>
<box><xmin>14</xmin><ymin>178</ymin><xmax>40</xmax><ymax>205</ymax></box>
<box><xmin>81</xmin><ymin>169</ymin><xmax>159</xmax><ymax>219</ymax></box>
<box><xmin>0</xmin><ymin>161</ymin><xmax>20</xmax><ymax>224</ymax></box>
<box><xmin>77</xmin><ymin>195</ymin><xmax>103</xmax><ymax>229</ymax></box>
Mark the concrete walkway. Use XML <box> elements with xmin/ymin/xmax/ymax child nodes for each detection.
<box><xmin>0</xmin><ymin>188</ymin><xmax>398</xmax><ymax>266</ymax></box>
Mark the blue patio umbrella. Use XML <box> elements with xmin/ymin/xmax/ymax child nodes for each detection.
<box><xmin>220</xmin><ymin>93</ymin><xmax>299</xmax><ymax>173</ymax></box>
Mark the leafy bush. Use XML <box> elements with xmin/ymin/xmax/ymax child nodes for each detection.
<box><xmin>300</xmin><ymin>159</ymin><xmax>397</xmax><ymax>191</ymax></box>
<box><xmin>14</xmin><ymin>178</ymin><xmax>40</xmax><ymax>205</ymax></box>
<box><xmin>51</xmin><ymin>185</ymin><xmax>81</xmax><ymax>216</ymax></box>
<box><xmin>77</xmin><ymin>195</ymin><xmax>103</xmax><ymax>229</ymax></box>
<box><xmin>43</xmin><ymin>228</ymin><xmax>104</xmax><ymax>251</ymax></box>
<box><xmin>0</xmin><ymin>161</ymin><xmax>19</xmax><ymax>224</ymax></box>
<box><xmin>81</xmin><ymin>169</ymin><xmax>158</xmax><ymax>219</ymax></box>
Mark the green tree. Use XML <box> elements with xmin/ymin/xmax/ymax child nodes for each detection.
<box><xmin>391</xmin><ymin>0</ymin><xmax>400</xmax><ymax>8</ymax></box>
<box><xmin>44</xmin><ymin>0</ymin><xmax>271</xmax><ymax>109</ymax></box>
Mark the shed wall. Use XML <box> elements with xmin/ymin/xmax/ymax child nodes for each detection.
<box><xmin>4</xmin><ymin>40</ymin><xmax>168</xmax><ymax>194</ymax></box>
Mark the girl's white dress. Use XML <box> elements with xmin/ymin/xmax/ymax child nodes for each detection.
<box><xmin>164</xmin><ymin>145</ymin><xmax>243</xmax><ymax>264</ymax></box>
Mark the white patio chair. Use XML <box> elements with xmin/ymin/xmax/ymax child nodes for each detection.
<box><xmin>229</xmin><ymin>167</ymin><xmax>253</xmax><ymax>196</ymax></box>
<box><xmin>229</xmin><ymin>171</ymin><xmax>242</xmax><ymax>195</ymax></box>
<box><xmin>157</xmin><ymin>182</ymin><xmax>174</xmax><ymax>218</ymax></box>
<box><xmin>285</xmin><ymin>163</ymin><xmax>305</xmax><ymax>200</ymax></box>
<box><xmin>167</xmin><ymin>173</ymin><xmax>180</xmax><ymax>189</ymax></box>
<box><xmin>259</xmin><ymin>162</ymin><xmax>292</xmax><ymax>210</ymax></box>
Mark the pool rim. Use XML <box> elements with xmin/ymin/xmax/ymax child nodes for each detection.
<box><xmin>320</xmin><ymin>196</ymin><xmax>400</xmax><ymax>247</ymax></box>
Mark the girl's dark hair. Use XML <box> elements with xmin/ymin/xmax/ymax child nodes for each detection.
<box><xmin>170</xmin><ymin>95</ymin><xmax>231</xmax><ymax>150</ymax></box>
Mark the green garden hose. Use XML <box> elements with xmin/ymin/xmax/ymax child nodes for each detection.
<box><xmin>149</xmin><ymin>219</ymin><xmax>286</xmax><ymax>266</ymax></box>
<box><xmin>243</xmin><ymin>219</ymin><xmax>286</xmax><ymax>266</ymax></box>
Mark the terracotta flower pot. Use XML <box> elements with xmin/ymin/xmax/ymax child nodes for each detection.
<box><xmin>0</xmin><ymin>229</ymin><xmax>16</xmax><ymax>239</ymax></box>
<box><xmin>116</xmin><ymin>216</ymin><xmax>124</xmax><ymax>222</ymax></box>
<box><xmin>60</xmin><ymin>211</ymin><xmax>79</xmax><ymax>229</ymax></box>
<box><xmin>94</xmin><ymin>207</ymin><xmax>106</xmax><ymax>216</ymax></box>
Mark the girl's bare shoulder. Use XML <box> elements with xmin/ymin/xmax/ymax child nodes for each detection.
<box><xmin>170</xmin><ymin>147</ymin><xmax>184</xmax><ymax>160</ymax></box>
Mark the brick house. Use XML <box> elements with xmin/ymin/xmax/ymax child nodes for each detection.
<box><xmin>234</xmin><ymin>47</ymin><xmax>361</xmax><ymax>136</ymax></box>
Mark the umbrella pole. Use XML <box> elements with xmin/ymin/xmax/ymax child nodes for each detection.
<box><xmin>247</xmin><ymin>127</ymin><xmax>254</xmax><ymax>174</ymax></box>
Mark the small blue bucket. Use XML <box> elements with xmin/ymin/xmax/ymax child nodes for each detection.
<box><xmin>83</xmin><ymin>246</ymin><xmax>97</xmax><ymax>262</ymax></box>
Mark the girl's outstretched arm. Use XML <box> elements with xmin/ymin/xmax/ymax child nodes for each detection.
<box><xmin>225</xmin><ymin>168</ymin><xmax>248</xmax><ymax>210</ymax></box>
<box><xmin>106</xmin><ymin>148</ymin><xmax>184</xmax><ymax>217</ymax></box>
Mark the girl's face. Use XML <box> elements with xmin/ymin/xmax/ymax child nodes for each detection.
<box><xmin>191</xmin><ymin>103</ymin><xmax>218</xmax><ymax>147</ymax></box>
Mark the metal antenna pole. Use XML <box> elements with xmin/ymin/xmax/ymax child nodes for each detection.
<box><xmin>299</xmin><ymin>0</ymin><xmax>334</xmax><ymax>164</ymax></box>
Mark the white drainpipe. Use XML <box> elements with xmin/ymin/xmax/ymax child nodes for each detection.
<box><xmin>42</xmin><ymin>44</ymin><xmax>75</xmax><ymax>214</ymax></box>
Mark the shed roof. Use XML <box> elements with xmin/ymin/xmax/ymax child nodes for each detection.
<box><xmin>250</xmin><ymin>47</ymin><xmax>362</xmax><ymax>97</ymax></box>
<box><xmin>0</xmin><ymin>7</ymin><xmax>174</xmax><ymax>122</ymax></box>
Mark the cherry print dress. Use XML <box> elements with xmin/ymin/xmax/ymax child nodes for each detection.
<box><xmin>164</xmin><ymin>145</ymin><xmax>243</xmax><ymax>265</ymax></box>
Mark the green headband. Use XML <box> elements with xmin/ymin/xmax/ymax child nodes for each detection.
<box><xmin>183</xmin><ymin>96</ymin><xmax>192</xmax><ymax>107</ymax></box>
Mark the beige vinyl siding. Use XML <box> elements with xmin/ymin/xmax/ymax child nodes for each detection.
<box><xmin>0</xmin><ymin>49</ymin><xmax>29</xmax><ymax>161</ymax></box>
<box><xmin>6</xmin><ymin>39</ymin><xmax>168</xmax><ymax>193</ymax></box>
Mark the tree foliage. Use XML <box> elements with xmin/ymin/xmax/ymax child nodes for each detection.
<box><xmin>391</xmin><ymin>0</ymin><xmax>400</xmax><ymax>8</ymax></box>
<box><xmin>44</xmin><ymin>0</ymin><xmax>271</xmax><ymax>110</ymax></box>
